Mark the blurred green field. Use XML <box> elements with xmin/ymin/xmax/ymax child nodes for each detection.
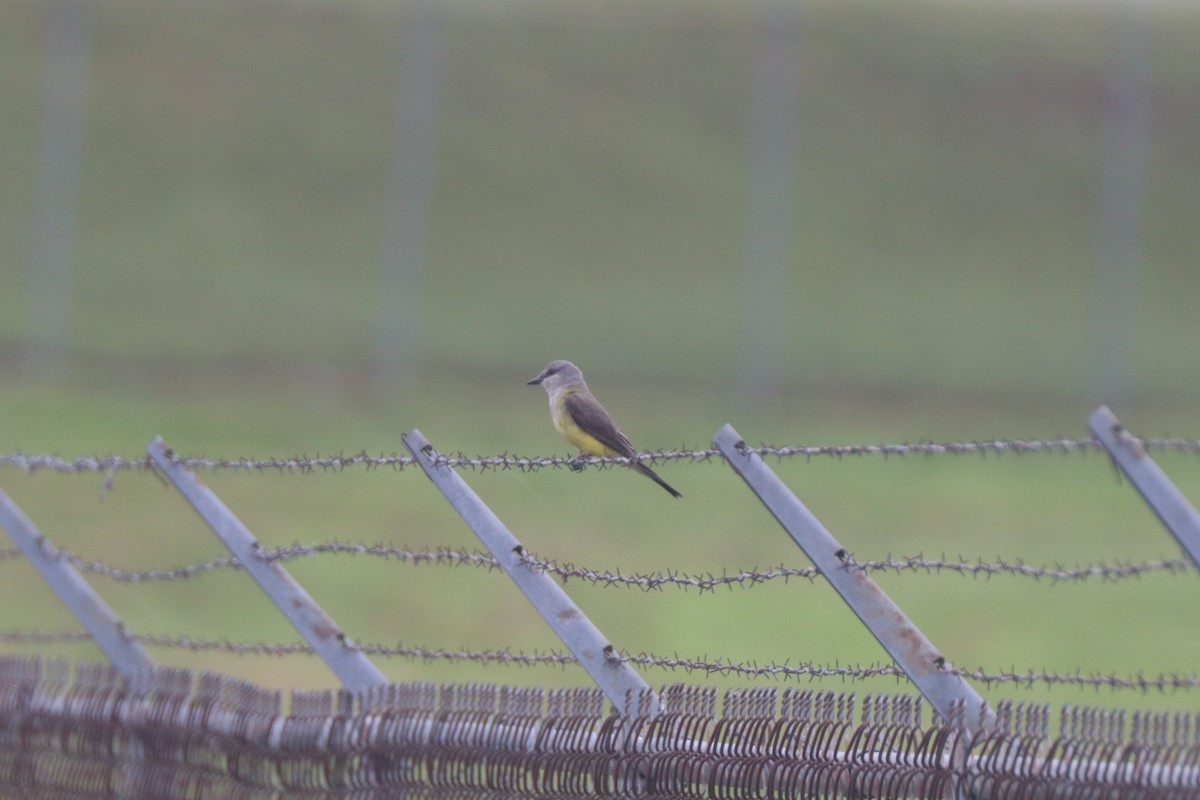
<box><xmin>2</xmin><ymin>0</ymin><xmax>1200</xmax><ymax>719</ymax></box>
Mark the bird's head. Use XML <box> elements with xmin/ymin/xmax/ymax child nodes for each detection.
<box><xmin>527</xmin><ymin>359</ymin><xmax>585</xmax><ymax>394</ymax></box>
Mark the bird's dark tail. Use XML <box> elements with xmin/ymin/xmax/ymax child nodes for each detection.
<box><xmin>632</xmin><ymin>461</ymin><xmax>682</xmax><ymax>498</ymax></box>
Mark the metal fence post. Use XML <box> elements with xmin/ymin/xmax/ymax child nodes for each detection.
<box><xmin>1089</xmin><ymin>7</ymin><xmax>1151</xmax><ymax>407</ymax></box>
<box><xmin>26</xmin><ymin>0</ymin><xmax>93</xmax><ymax>376</ymax></box>
<box><xmin>713</xmin><ymin>423</ymin><xmax>994</xmax><ymax>738</ymax></box>
<box><xmin>737</xmin><ymin>1</ymin><xmax>802</xmax><ymax>401</ymax></box>
<box><xmin>147</xmin><ymin>437</ymin><xmax>388</xmax><ymax>692</ymax></box>
<box><xmin>403</xmin><ymin>429</ymin><xmax>660</xmax><ymax>718</ymax></box>
<box><xmin>0</xmin><ymin>489</ymin><xmax>155</xmax><ymax>675</ymax></box>
<box><xmin>375</xmin><ymin>3</ymin><xmax>444</xmax><ymax>391</ymax></box>
<box><xmin>1088</xmin><ymin>406</ymin><xmax>1200</xmax><ymax>568</ymax></box>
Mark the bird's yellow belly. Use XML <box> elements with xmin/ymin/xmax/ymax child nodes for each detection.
<box><xmin>552</xmin><ymin>398</ymin><xmax>616</xmax><ymax>456</ymax></box>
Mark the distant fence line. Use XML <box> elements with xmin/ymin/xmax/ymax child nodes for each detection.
<box><xmin>3</xmin><ymin>434</ymin><xmax>1200</xmax><ymax>477</ymax></box>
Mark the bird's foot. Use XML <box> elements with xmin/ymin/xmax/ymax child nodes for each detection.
<box><xmin>568</xmin><ymin>458</ymin><xmax>587</xmax><ymax>472</ymax></box>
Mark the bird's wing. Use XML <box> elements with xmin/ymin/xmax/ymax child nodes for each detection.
<box><xmin>564</xmin><ymin>392</ymin><xmax>636</xmax><ymax>458</ymax></box>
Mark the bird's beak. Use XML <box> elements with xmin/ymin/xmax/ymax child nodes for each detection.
<box><xmin>526</xmin><ymin>374</ymin><xmax>544</xmax><ymax>385</ymax></box>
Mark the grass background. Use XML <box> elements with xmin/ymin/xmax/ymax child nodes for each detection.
<box><xmin>1</xmin><ymin>0</ymin><xmax>1199</xmax><ymax>718</ymax></box>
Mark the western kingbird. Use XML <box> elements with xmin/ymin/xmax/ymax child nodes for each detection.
<box><xmin>527</xmin><ymin>359</ymin><xmax>681</xmax><ymax>498</ymax></box>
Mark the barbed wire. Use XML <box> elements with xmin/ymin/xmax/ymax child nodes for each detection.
<box><xmin>3</xmin><ymin>539</ymin><xmax>1193</xmax><ymax>587</ymax></box>
<box><xmin>0</xmin><ymin>541</ymin><xmax>502</xmax><ymax>583</ymax></box>
<box><xmin>1</xmin><ymin>628</ymin><xmax>1195</xmax><ymax>692</ymax></box>
<box><xmin>0</xmin><ymin>452</ymin><xmax>413</xmax><ymax>475</ymax></box>
<box><xmin>513</xmin><ymin>551</ymin><xmax>1198</xmax><ymax>590</ymax></box>
<box><xmin>3</xmin><ymin>434</ymin><xmax>1200</xmax><ymax>477</ymax></box>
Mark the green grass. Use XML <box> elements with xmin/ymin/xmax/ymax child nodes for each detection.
<box><xmin>2</xmin><ymin>2</ymin><xmax>1199</xmax><ymax>394</ymax></box>
<box><xmin>1</xmin><ymin>0</ymin><xmax>1200</xmax><ymax>716</ymax></box>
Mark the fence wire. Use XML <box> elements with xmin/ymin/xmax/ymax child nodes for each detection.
<box><xmin>3</xmin><ymin>434</ymin><xmax>1200</xmax><ymax>477</ymax></box>
<box><xmin>1</xmin><ymin>538</ymin><xmax>1194</xmax><ymax>587</ymax></box>
<box><xmin>1</xmin><ymin>628</ymin><xmax>1196</xmax><ymax>694</ymax></box>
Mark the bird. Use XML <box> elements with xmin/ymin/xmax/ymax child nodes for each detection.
<box><xmin>527</xmin><ymin>359</ymin><xmax>681</xmax><ymax>498</ymax></box>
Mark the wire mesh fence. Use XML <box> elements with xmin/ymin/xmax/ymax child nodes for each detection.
<box><xmin>2</xmin><ymin>655</ymin><xmax>1199</xmax><ymax>799</ymax></box>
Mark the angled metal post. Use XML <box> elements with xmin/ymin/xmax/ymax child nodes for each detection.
<box><xmin>1088</xmin><ymin>405</ymin><xmax>1200</xmax><ymax>567</ymax></box>
<box><xmin>713</xmin><ymin>424</ymin><xmax>994</xmax><ymax>737</ymax></box>
<box><xmin>0</xmin><ymin>488</ymin><xmax>155</xmax><ymax>675</ymax></box>
<box><xmin>402</xmin><ymin>429</ymin><xmax>659</xmax><ymax>718</ymax></box>
<box><xmin>147</xmin><ymin>437</ymin><xmax>388</xmax><ymax>692</ymax></box>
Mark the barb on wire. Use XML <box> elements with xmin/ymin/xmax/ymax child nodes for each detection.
<box><xmin>3</xmin><ymin>538</ymin><xmax>1193</xmax><ymax>588</ymax></box>
<box><xmin>4</xmin><ymin>435</ymin><xmax>1200</xmax><ymax>477</ymax></box>
<box><xmin>3</xmin><ymin>628</ymin><xmax>1196</xmax><ymax>693</ymax></box>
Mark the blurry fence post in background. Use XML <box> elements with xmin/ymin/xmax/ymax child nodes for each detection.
<box><xmin>403</xmin><ymin>429</ymin><xmax>660</xmax><ymax>718</ymax></box>
<box><xmin>25</xmin><ymin>0</ymin><xmax>93</xmax><ymax>377</ymax></box>
<box><xmin>713</xmin><ymin>423</ymin><xmax>995</xmax><ymax>739</ymax></box>
<box><xmin>1090</xmin><ymin>5</ymin><xmax>1151</xmax><ymax>408</ymax></box>
<box><xmin>736</xmin><ymin>2</ymin><xmax>802</xmax><ymax>402</ymax></box>
<box><xmin>1088</xmin><ymin>406</ymin><xmax>1200</xmax><ymax>568</ymax></box>
<box><xmin>0</xmin><ymin>489</ymin><xmax>155</xmax><ymax>675</ymax></box>
<box><xmin>375</xmin><ymin>3</ymin><xmax>445</xmax><ymax>392</ymax></box>
<box><xmin>147</xmin><ymin>437</ymin><xmax>389</xmax><ymax>692</ymax></box>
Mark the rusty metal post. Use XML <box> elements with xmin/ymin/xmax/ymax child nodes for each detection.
<box><xmin>403</xmin><ymin>429</ymin><xmax>660</xmax><ymax>718</ymax></box>
<box><xmin>1088</xmin><ymin>405</ymin><xmax>1200</xmax><ymax>568</ymax></box>
<box><xmin>147</xmin><ymin>437</ymin><xmax>388</xmax><ymax>692</ymax></box>
<box><xmin>0</xmin><ymin>489</ymin><xmax>155</xmax><ymax>675</ymax></box>
<box><xmin>713</xmin><ymin>423</ymin><xmax>994</xmax><ymax>739</ymax></box>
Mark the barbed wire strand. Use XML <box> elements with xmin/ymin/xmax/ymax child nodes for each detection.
<box><xmin>2</xmin><ymin>540</ymin><xmax>1193</xmax><ymax>587</ymax></box>
<box><xmin>0</xmin><ymin>541</ymin><xmax>502</xmax><ymax>583</ymax></box>
<box><xmin>4</xmin><ymin>435</ymin><xmax>1200</xmax><ymax>477</ymax></box>
<box><xmin>0</xmin><ymin>628</ymin><xmax>1195</xmax><ymax>693</ymax></box>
